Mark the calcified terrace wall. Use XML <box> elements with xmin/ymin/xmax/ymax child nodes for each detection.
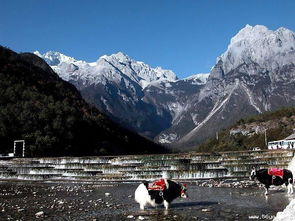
<box><xmin>0</xmin><ymin>150</ymin><xmax>294</xmax><ymax>182</ymax></box>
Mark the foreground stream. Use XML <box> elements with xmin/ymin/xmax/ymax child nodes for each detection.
<box><xmin>0</xmin><ymin>181</ymin><xmax>294</xmax><ymax>221</ymax></box>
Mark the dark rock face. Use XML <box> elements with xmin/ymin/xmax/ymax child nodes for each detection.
<box><xmin>161</xmin><ymin>62</ymin><xmax>295</xmax><ymax>149</ymax></box>
<box><xmin>69</xmin><ymin>71</ymin><xmax>207</xmax><ymax>142</ymax></box>
<box><xmin>73</xmin><ymin>80</ymin><xmax>173</xmax><ymax>138</ymax></box>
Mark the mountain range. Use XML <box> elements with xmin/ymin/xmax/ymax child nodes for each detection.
<box><xmin>35</xmin><ymin>24</ymin><xmax>295</xmax><ymax>150</ymax></box>
<box><xmin>0</xmin><ymin>46</ymin><xmax>166</xmax><ymax>157</ymax></box>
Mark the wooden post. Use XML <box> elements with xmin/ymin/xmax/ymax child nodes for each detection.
<box><xmin>23</xmin><ymin>140</ymin><xmax>25</xmax><ymax>157</ymax></box>
<box><xmin>13</xmin><ymin>142</ymin><xmax>16</xmax><ymax>156</ymax></box>
<box><xmin>264</xmin><ymin>129</ymin><xmax>267</xmax><ymax>148</ymax></box>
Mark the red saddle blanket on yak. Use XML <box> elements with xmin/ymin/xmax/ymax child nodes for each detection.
<box><xmin>268</xmin><ymin>168</ymin><xmax>284</xmax><ymax>177</ymax></box>
<box><xmin>148</xmin><ymin>179</ymin><xmax>166</xmax><ymax>191</ymax></box>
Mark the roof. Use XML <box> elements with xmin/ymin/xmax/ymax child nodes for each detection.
<box><xmin>284</xmin><ymin>133</ymin><xmax>295</xmax><ymax>140</ymax></box>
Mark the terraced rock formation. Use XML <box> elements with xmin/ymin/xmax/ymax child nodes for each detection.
<box><xmin>0</xmin><ymin>150</ymin><xmax>294</xmax><ymax>182</ymax></box>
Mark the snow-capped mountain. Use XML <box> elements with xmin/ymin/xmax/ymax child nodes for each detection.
<box><xmin>34</xmin><ymin>50</ymin><xmax>78</xmax><ymax>66</ymax></box>
<box><xmin>35</xmin><ymin>51</ymin><xmax>177</xmax><ymax>88</ymax></box>
<box><xmin>35</xmin><ymin>51</ymin><xmax>180</xmax><ymax>138</ymax></box>
<box><xmin>220</xmin><ymin>25</ymin><xmax>295</xmax><ymax>74</ymax></box>
<box><xmin>36</xmin><ymin>24</ymin><xmax>295</xmax><ymax>150</ymax></box>
<box><xmin>157</xmin><ymin>25</ymin><xmax>295</xmax><ymax>148</ymax></box>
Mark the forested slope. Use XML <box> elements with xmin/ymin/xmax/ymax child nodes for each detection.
<box><xmin>0</xmin><ymin>46</ymin><xmax>167</xmax><ymax>157</ymax></box>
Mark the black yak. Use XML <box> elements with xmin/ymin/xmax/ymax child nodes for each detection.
<box><xmin>134</xmin><ymin>179</ymin><xmax>187</xmax><ymax>210</ymax></box>
<box><xmin>250</xmin><ymin>168</ymin><xmax>293</xmax><ymax>195</ymax></box>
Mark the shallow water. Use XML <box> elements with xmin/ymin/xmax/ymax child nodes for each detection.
<box><xmin>0</xmin><ymin>181</ymin><xmax>294</xmax><ymax>220</ymax></box>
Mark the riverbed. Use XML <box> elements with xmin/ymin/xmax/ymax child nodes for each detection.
<box><xmin>0</xmin><ymin>181</ymin><xmax>294</xmax><ymax>221</ymax></box>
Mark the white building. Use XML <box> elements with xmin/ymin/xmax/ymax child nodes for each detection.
<box><xmin>268</xmin><ymin>133</ymin><xmax>295</xmax><ymax>150</ymax></box>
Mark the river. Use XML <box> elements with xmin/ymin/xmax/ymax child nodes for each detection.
<box><xmin>0</xmin><ymin>181</ymin><xmax>294</xmax><ymax>221</ymax></box>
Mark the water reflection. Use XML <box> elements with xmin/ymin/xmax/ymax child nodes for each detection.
<box><xmin>163</xmin><ymin>209</ymin><xmax>168</xmax><ymax>216</ymax></box>
<box><xmin>263</xmin><ymin>190</ymin><xmax>294</xmax><ymax>211</ymax></box>
<box><xmin>172</xmin><ymin>201</ymin><xmax>218</xmax><ymax>208</ymax></box>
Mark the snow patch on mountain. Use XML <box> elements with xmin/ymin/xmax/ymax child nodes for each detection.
<box><xmin>183</xmin><ymin>73</ymin><xmax>210</xmax><ymax>85</ymax></box>
<box><xmin>168</xmin><ymin>102</ymin><xmax>188</xmax><ymax>124</ymax></box>
<box><xmin>158</xmin><ymin>133</ymin><xmax>178</xmax><ymax>144</ymax></box>
<box><xmin>191</xmin><ymin>113</ymin><xmax>200</xmax><ymax>126</ymax></box>
<box><xmin>241</xmin><ymin>83</ymin><xmax>262</xmax><ymax>113</ymax></box>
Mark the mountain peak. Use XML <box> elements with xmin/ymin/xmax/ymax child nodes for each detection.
<box><xmin>113</xmin><ymin>51</ymin><xmax>129</xmax><ymax>59</ymax></box>
<box><xmin>220</xmin><ymin>25</ymin><xmax>295</xmax><ymax>74</ymax></box>
<box><xmin>33</xmin><ymin>50</ymin><xmax>42</xmax><ymax>57</ymax></box>
<box><xmin>230</xmin><ymin>24</ymin><xmax>271</xmax><ymax>45</ymax></box>
<box><xmin>101</xmin><ymin>52</ymin><xmax>131</xmax><ymax>63</ymax></box>
<box><xmin>34</xmin><ymin>51</ymin><xmax>77</xmax><ymax>66</ymax></box>
<box><xmin>184</xmin><ymin>73</ymin><xmax>209</xmax><ymax>85</ymax></box>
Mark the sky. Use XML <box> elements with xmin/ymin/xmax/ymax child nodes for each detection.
<box><xmin>1</xmin><ymin>0</ymin><xmax>294</xmax><ymax>79</ymax></box>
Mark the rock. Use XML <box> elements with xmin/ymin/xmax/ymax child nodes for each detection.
<box><xmin>202</xmin><ymin>208</ymin><xmax>213</xmax><ymax>212</ymax></box>
<box><xmin>58</xmin><ymin>200</ymin><xmax>65</xmax><ymax>205</ymax></box>
<box><xmin>222</xmin><ymin>208</ymin><xmax>232</xmax><ymax>213</ymax></box>
<box><xmin>35</xmin><ymin>211</ymin><xmax>44</xmax><ymax>218</ymax></box>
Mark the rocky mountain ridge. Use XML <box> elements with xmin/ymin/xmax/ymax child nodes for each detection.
<box><xmin>159</xmin><ymin>24</ymin><xmax>295</xmax><ymax>149</ymax></box>
<box><xmin>36</xmin><ymin>24</ymin><xmax>295</xmax><ymax>150</ymax></box>
<box><xmin>35</xmin><ymin>50</ymin><xmax>209</xmax><ymax>138</ymax></box>
<box><xmin>34</xmin><ymin>51</ymin><xmax>177</xmax><ymax>88</ymax></box>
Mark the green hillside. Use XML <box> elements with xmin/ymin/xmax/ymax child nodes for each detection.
<box><xmin>197</xmin><ymin>106</ymin><xmax>295</xmax><ymax>152</ymax></box>
<box><xmin>0</xmin><ymin>46</ymin><xmax>167</xmax><ymax>157</ymax></box>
